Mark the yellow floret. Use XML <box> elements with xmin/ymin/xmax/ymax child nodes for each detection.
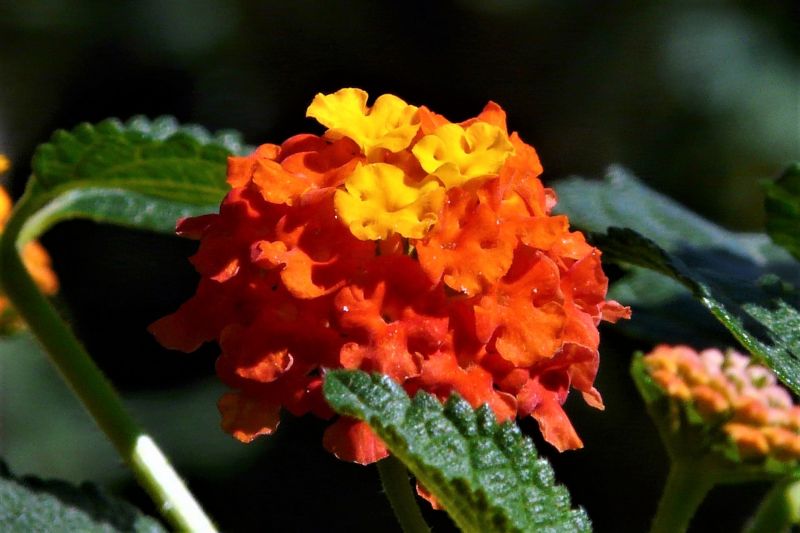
<box><xmin>306</xmin><ymin>88</ymin><xmax>420</xmax><ymax>159</ymax></box>
<box><xmin>334</xmin><ymin>163</ymin><xmax>444</xmax><ymax>241</ymax></box>
<box><xmin>412</xmin><ymin>122</ymin><xmax>514</xmax><ymax>189</ymax></box>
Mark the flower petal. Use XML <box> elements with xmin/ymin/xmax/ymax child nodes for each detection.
<box><xmin>474</xmin><ymin>248</ymin><xmax>566</xmax><ymax>367</ymax></box>
<box><xmin>306</xmin><ymin>88</ymin><xmax>420</xmax><ymax>157</ymax></box>
<box><xmin>323</xmin><ymin>417</ymin><xmax>389</xmax><ymax>464</ymax></box>
<box><xmin>218</xmin><ymin>391</ymin><xmax>281</xmax><ymax>443</ymax></box>
<box><xmin>413</xmin><ymin>122</ymin><xmax>514</xmax><ymax>189</ymax></box>
<box><xmin>334</xmin><ymin>163</ymin><xmax>444</xmax><ymax>240</ymax></box>
<box><xmin>251</xmin><ymin>191</ymin><xmax>374</xmax><ymax>298</ymax></box>
<box><xmin>415</xmin><ymin>189</ymin><xmax>516</xmax><ymax>295</ymax></box>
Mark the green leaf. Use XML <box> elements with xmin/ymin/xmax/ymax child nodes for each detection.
<box><xmin>553</xmin><ymin>166</ymin><xmax>797</xmax><ymax>280</ymax></box>
<box><xmin>600</xmin><ymin>227</ymin><xmax>800</xmax><ymax>395</ymax></box>
<box><xmin>557</xmin><ymin>167</ymin><xmax>749</xmax><ymax>253</ymax></box>
<box><xmin>554</xmin><ymin>167</ymin><xmax>795</xmax><ymax>347</ymax></box>
<box><xmin>0</xmin><ymin>118</ymin><xmax>231</xmax><ymax>531</ymax></box>
<box><xmin>323</xmin><ymin>370</ymin><xmax>591</xmax><ymax>533</ymax></box>
<box><xmin>553</xmin><ymin>168</ymin><xmax>800</xmax><ymax>394</ymax></box>
<box><xmin>763</xmin><ymin>163</ymin><xmax>800</xmax><ymax>261</ymax></box>
<box><xmin>14</xmin><ymin>116</ymin><xmax>248</xmax><ymax>243</ymax></box>
<box><xmin>0</xmin><ymin>462</ymin><xmax>166</xmax><ymax>532</ymax></box>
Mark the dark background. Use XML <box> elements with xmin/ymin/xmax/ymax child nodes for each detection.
<box><xmin>1</xmin><ymin>1</ymin><xmax>798</xmax><ymax>531</ymax></box>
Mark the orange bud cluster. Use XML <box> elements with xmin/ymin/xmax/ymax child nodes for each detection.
<box><xmin>151</xmin><ymin>89</ymin><xmax>629</xmax><ymax>463</ymax></box>
<box><xmin>644</xmin><ymin>345</ymin><xmax>800</xmax><ymax>461</ymax></box>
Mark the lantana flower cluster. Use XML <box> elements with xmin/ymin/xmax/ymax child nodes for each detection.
<box><xmin>644</xmin><ymin>345</ymin><xmax>800</xmax><ymax>462</ymax></box>
<box><xmin>0</xmin><ymin>156</ymin><xmax>59</xmax><ymax>334</ymax></box>
<box><xmin>151</xmin><ymin>89</ymin><xmax>629</xmax><ymax>462</ymax></box>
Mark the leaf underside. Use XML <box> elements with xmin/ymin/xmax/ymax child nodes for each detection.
<box><xmin>554</xmin><ymin>167</ymin><xmax>800</xmax><ymax>395</ymax></box>
<box><xmin>323</xmin><ymin>370</ymin><xmax>591</xmax><ymax>533</ymax></box>
<box><xmin>19</xmin><ymin>116</ymin><xmax>248</xmax><ymax>239</ymax></box>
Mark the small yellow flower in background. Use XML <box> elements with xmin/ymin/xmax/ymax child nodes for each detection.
<box><xmin>307</xmin><ymin>88</ymin><xmax>420</xmax><ymax>159</ymax></box>
<box><xmin>412</xmin><ymin>122</ymin><xmax>515</xmax><ymax>189</ymax></box>
<box><xmin>334</xmin><ymin>163</ymin><xmax>444</xmax><ymax>240</ymax></box>
<box><xmin>643</xmin><ymin>345</ymin><xmax>800</xmax><ymax>462</ymax></box>
<box><xmin>0</xmin><ymin>156</ymin><xmax>59</xmax><ymax>334</ymax></box>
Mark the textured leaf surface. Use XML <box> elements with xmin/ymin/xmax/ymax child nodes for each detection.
<box><xmin>554</xmin><ymin>168</ymin><xmax>800</xmax><ymax>394</ymax></box>
<box><xmin>0</xmin><ymin>462</ymin><xmax>166</xmax><ymax>532</ymax></box>
<box><xmin>763</xmin><ymin>163</ymin><xmax>800</xmax><ymax>261</ymax></box>
<box><xmin>323</xmin><ymin>370</ymin><xmax>591</xmax><ymax>533</ymax></box>
<box><xmin>16</xmin><ymin>116</ymin><xmax>248</xmax><ymax>241</ymax></box>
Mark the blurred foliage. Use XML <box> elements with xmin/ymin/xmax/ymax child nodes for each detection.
<box><xmin>0</xmin><ymin>460</ymin><xmax>166</xmax><ymax>533</ymax></box>
<box><xmin>764</xmin><ymin>162</ymin><xmax>800</xmax><ymax>260</ymax></box>
<box><xmin>0</xmin><ymin>1</ymin><xmax>797</xmax><ymax>532</ymax></box>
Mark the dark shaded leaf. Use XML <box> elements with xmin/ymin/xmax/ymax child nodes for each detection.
<box><xmin>0</xmin><ymin>462</ymin><xmax>166</xmax><ymax>533</ymax></box>
<box><xmin>763</xmin><ymin>163</ymin><xmax>800</xmax><ymax>261</ymax></box>
<box><xmin>597</xmin><ymin>226</ymin><xmax>800</xmax><ymax>396</ymax></box>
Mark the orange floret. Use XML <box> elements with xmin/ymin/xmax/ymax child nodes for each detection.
<box><xmin>218</xmin><ymin>391</ymin><xmax>281</xmax><ymax>443</ymax></box>
<box><xmin>414</xmin><ymin>187</ymin><xmax>517</xmax><ymax>296</ymax></box>
<box><xmin>725</xmin><ymin>422</ymin><xmax>770</xmax><ymax>458</ymax></box>
<box><xmin>762</xmin><ymin>427</ymin><xmax>800</xmax><ymax>461</ymax></box>
<box><xmin>323</xmin><ymin>417</ymin><xmax>389</xmax><ymax>465</ymax></box>
<box><xmin>691</xmin><ymin>385</ymin><xmax>729</xmax><ymax>417</ymax></box>
<box><xmin>250</xmin><ymin>190</ymin><xmax>375</xmax><ymax>299</ymax></box>
<box><xmin>474</xmin><ymin>247</ymin><xmax>566</xmax><ymax>367</ymax></box>
<box><xmin>227</xmin><ymin>135</ymin><xmax>361</xmax><ymax>204</ymax></box>
<box><xmin>151</xmin><ymin>89</ymin><xmax>629</xmax><ymax>460</ymax></box>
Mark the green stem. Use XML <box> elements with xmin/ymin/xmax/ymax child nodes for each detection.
<box><xmin>650</xmin><ymin>460</ymin><xmax>715</xmax><ymax>533</ymax></box>
<box><xmin>746</xmin><ymin>477</ymin><xmax>800</xmax><ymax>533</ymax></box>
<box><xmin>376</xmin><ymin>456</ymin><xmax>430</xmax><ymax>533</ymax></box>
<box><xmin>0</xmin><ymin>204</ymin><xmax>216</xmax><ymax>532</ymax></box>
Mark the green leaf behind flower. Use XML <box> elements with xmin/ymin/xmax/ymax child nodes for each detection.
<box><xmin>0</xmin><ymin>461</ymin><xmax>166</xmax><ymax>532</ymax></box>
<box><xmin>763</xmin><ymin>163</ymin><xmax>800</xmax><ymax>261</ymax></box>
<box><xmin>554</xmin><ymin>166</ymin><xmax>798</xmax><ymax>283</ymax></box>
<box><xmin>323</xmin><ymin>370</ymin><xmax>591</xmax><ymax>533</ymax></box>
<box><xmin>603</xmin><ymin>226</ymin><xmax>800</xmax><ymax>395</ymax></box>
<box><xmin>554</xmin><ymin>168</ymin><xmax>800</xmax><ymax>395</ymax></box>
<box><xmin>11</xmin><ymin>116</ymin><xmax>248</xmax><ymax>244</ymax></box>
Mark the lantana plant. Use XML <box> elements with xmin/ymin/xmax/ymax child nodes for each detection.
<box><xmin>0</xmin><ymin>89</ymin><xmax>798</xmax><ymax>532</ymax></box>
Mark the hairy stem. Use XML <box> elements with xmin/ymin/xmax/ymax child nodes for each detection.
<box><xmin>650</xmin><ymin>460</ymin><xmax>715</xmax><ymax>533</ymax></box>
<box><xmin>377</xmin><ymin>456</ymin><xmax>430</xmax><ymax>533</ymax></box>
<box><xmin>0</xmin><ymin>200</ymin><xmax>216</xmax><ymax>532</ymax></box>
